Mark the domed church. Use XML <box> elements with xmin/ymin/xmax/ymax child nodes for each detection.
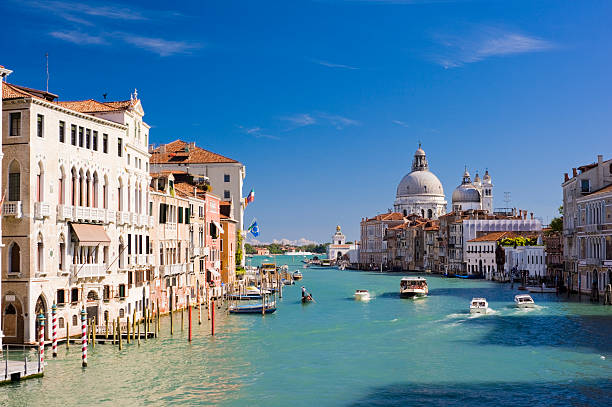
<box><xmin>394</xmin><ymin>145</ymin><xmax>447</xmax><ymax>219</ymax></box>
<box><xmin>451</xmin><ymin>168</ymin><xmax>493</xmax><ymax>213</ymax></box>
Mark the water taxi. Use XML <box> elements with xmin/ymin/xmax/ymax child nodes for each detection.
<box><xmin>354</xmin><ymin>290</ymin><xmax>371</xmax><ymax>301</ymax></box>
<box><xmin>229</xmin><ymin>302</ymin><xmax>277</xmax><ymax>314</ymax></box>
<box><xmin>399</xmin><ymin>277</ymin><xmax>428</xmax><ymax>298</ymax></box>
<box><xmin>469</xmin><ymin>298</ymin><xmax>489</xmax><ymax>314</ymax></box>
<box><xmin>293</xmin><ymin>271</ymin><xmax>303</xmax><ymax>280</ymax></box>
<box><xmin>526</xmin><ymin>284</ymin><xmax>556</xmax><ymax>293</ymax></box>
<box><xmin>514</xmin><ymin>294</ymin><xmax>536</xmax><ymax>308</ymax></box>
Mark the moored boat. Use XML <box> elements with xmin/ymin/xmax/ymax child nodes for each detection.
<box><xmin>293</xmin><ymin>271</ymin><xmax>303</xmax><ymax>280</ymax></box>
<box><xmin>400</xmin><ymin>277</ymin><xmax>428</xmax><ymax>298</ymax></box>
<box><xmin>354</xmin><ymin>290</ymin><xmax>371</xmax><ymax>301</ymax></box>
<box><xmin>514</xmin><ymin>294</ymin><xmax>535</xmax><ymax>308</ymax></box>
<box><xmin>229</xmin><ymin>302</ymin><xmax>277</xmax><ymax>314</ymax></box>
<box><xmin>469</xmin><ymin>297</ymin><xmax>489</xmax><ymax>314</ymax></box>
<box><xmin>526</xmin><ymin>284</ymin><xmax>556</xmax><ymax>293</ymax></box>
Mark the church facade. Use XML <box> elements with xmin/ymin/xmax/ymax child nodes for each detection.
<box><xmin>451</xmin><ymin>169</ymin><xmax>493</xmax><ymax>213</ymax></box>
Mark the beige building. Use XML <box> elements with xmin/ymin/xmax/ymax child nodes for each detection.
<box><xmin>359</xmin><ymin>212</ymin><xmax>405</xmax><ymax>270</ymax></box>
<box><xmin>0</xmin><ymin>65</ymin><xmax>12</xmax><ymax>350</ymax></box>
<box><xmin>2</xmin><ymin>81</ymin><xmax>151</xmax><ymax>344</ymax></box>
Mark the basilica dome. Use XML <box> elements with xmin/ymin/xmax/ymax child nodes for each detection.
<box><xmin>397</xmin><ymin>171</ymin><xmax>445</xmax><ymax>196</ymax></box>
<box><xmin>452</xmin><ymin>183</ymin><xmax>481</xmax><ymax>203</ymax></box>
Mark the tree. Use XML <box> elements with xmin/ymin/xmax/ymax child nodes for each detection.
<box><xmin>244</xmin><ymin>243</ymin><xmax>256</xmax><ymax>254</ymax></box>
<box><xmin>550</xmin><ymin>217</ymin><xmax>563</xmax><ymax>232</ymax></box>
<box><xmin>235</xmin><ymin>230</ymin><xmax>244</xmax><ymax>265</ymax></box>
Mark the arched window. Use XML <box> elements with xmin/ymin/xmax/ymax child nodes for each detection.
<box><xmin>58</xmin><ymin>167</ymin><xmax>66</xmax><ymax>205</ymax></box>
<box><xmin>37</xmin><ymin>233</ymin><xmax>44</xmax><ymax>273</ymax></box>
<box><xmin>403</xmin><ymin>209</ymin><xmax>407</xmax><ymax>216</ymax></box>
<box><xmin>118</xmin><ymin>178</ymin><xmax>123</xmax><ymax>211</ymax></box>
<box><xmin>59</xmin><ymin>234</ymin><xmax>66</xmax><ymax>271</ymax></box>
<box><xmin>36</xmin><ymin>161</ymin><xmax>44</xmax><ymax>202</ymax></box>
<box><xmin>93</xmin><ymin>172</ymin><xmax>99</xmax><ymax>208</ymax></box>
<box><xmin>9</xmin><ymin>242</ymin><xmax>20</xmax><ymax>273</ymax></box>
<box><xmin>103</xmin><ymin>175</ymin><xmax>108</xmax><ymax>209</ymax></box>
<box><xmin>79</xmin><ymin>170</ymin><xmax>85</xmax><ymax>206</ymax></box>
<box><xmin>86</xmin><ymin>170</ymin><xmax>91</xmax><ymax>207</ymax></box>
<box><xmin>427</xmin><ymin>209</ymin><xmax>433</xmax><ymax>219</ymax></box>
<box><xmin>8</xmin><ymin>160</ymin><xmax>20</xmax><ymax>201</ymax></box>
<box><xmin>71</xmin><ymin>168</ymin><xmax>78</xmax><ymax>206</ymax></box>
<box><xmin>421</xmin><ymin>209</ymin><xmax>425</xmax><ymax>218</ymax></box>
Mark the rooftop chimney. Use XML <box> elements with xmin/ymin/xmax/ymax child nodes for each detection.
<box><xmin>564</xmin><ymin>173</ymin><xmax>569</xmax><ymax>182</ymax></box>
<box><xmin>572</xmin><ymin>168</ymin><xmax>577</xmax><ymax>177</ymax></box>
<box><xmin>598</xmin><ymin>155</ymin><xmax>603</xmax><ymax>164</ymax></box>
<box><xmin>189</xmin><ymin>142</ymin><xmax>196</xmax><ymax>150</ymax></box>
<box><xmin>530</xmin><ymin>212</ymin><xmax>534</xmax><ymax>220</ymax></box>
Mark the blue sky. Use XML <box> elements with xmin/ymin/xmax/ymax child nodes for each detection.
<box><xmin>2</xmin><ymin>0</ymin><xmax>611</xmax><ymax>244</ymax></box>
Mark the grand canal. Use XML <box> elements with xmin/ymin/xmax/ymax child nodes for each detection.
<box><xmin>2</xmin><ymin>256</ymin><xmax>611</xmax><ymax>406</ymax></box>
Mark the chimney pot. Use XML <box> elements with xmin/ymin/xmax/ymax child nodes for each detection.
<box><xmin>530</xmin><ymin>212</ymin><xmax>534</xmax><ymax>220</ymax></box>
<box><xmin>564</xmin><ymin>173</ymin><xmax>569</xmax><ymax>182</ymax></box>
<box><xmin>572</xmin><ymin>168</ymin><xmax>577</xmax><ymax>177</ymax></box>
<box><xmin>598</xmin><ymin>155</ymin><xmax>603</xmax><ymax>163</ymax></box>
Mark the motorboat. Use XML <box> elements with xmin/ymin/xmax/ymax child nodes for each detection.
<box><xmin>229</xmin><ymin>302</ymin><xmax>277</xmax><ymax>314</ymax></box>
<box><xmin>514</xmin><ymin>294</ymin><xmax>535</xmax><ymax>308</ymax></box>
<box><xmin>230</xmin><ymin>286</ymin><xmax>271</xmax><ymax>300</ymax></box>
<box><xmin>354</xmin><ymin>290</ymin><xmax>371</xmax><ymax>301</ymax></box>
<box><xmin>469</xmin><ymin>298</ymin><xmax>489</xmax><ymax>314</ymax></box>
<box><xmin>400</xmin><ymin>277</ymin><xmax>428</xmax><ymax>298</ymax></box>
<box><xmin>293</xmin><ymin>271</ymin><xmax>303</xmax><ymax>280</ymax></box>
<box><xmin>526</xmin><ymin>284</ymin><xmax>556</xmax><ymax>293</ymax></box>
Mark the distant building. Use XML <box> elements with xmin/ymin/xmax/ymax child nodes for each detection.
<box><xmin>451</xmin><ymin>169</ymin><xmax>493</xmax><ymax>213</ymax></box>
<box><xmin>543</xmin><ymin>229</ymin><xmax>563</xmax><ymax>281</ymax></box>
<box><xmin>394</xmin><ymin>145</ymin><xmax>447</xmax><ymax>219</ymax></box>
<box><xmin>562</xmin><ymin>154</ymin><xmax>612</xmax><ymax>294</ymax></box>
<box><xmin>219</xmin><ymin>201</ymin><xmax>237</xmax><ymax>289</ymax></box>
<box><xmin>327</xmin><ymin>225</ymin><xmax>357</xmax><ymax>261</ymax></box>
<box><xmin>359</xmin><ymin>212</ymin><xmax>405</xmax><ymax>269</ymax></box>
<box><xmin>0</xmin><ymin>64</ymin><xmax>12</xmax><ymax>350</ymax></box>
<box><xmin>255</xmin><ymin>247</ymin><xmax>270</xmax><ymax>256</ymax></box>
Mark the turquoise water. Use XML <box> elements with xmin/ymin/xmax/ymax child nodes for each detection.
<box><xmin>2</xmin><ymin>255</ymin><xmax>612</xmax><ymax>406</ymax></box>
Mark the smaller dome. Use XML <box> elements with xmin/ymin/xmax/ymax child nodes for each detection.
<box><xmin>452</xmin><ymin>184</ymin><xmax>481</xmax><ymax>203</ymax></box>
<box><xmin>483</xmin><ymin>170</ymin><xmax>491</xmax><ymax>182</ymax></box>
<box><xmin>415</xmin><ymin>147</ymin><xmax>426</xmax><ymax>156</ymax></box>
<box><xmin>336</xmin><ymin>225</ymin><xmax>341</xmax><ymax>232</ymax></box>
<box><xmin>474</xmin><ymin>173</ymin><xmax>481</xmax><ymax>183</ymax></box>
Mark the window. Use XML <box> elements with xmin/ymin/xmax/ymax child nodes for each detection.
<box><xmin>71</xmin><ymin>124</ymin><xmax>77</xmax><ymax>145</ymax></box>
<box><xmin>581</xmin><ymin>179</ymin><xmax>590</xmax><ymax>193</ymax></box>
<box><xmin>78</xmin><ymin>126</ymin><xmax>84</xmax><ymax>147</ymax></box>
<box><xmin>118</xmin><ymin>137</ymin><xmax>123</xmax><ymax>156</ymax></box>
<box><xmin>224</xmin><ymin>174</ymin><xmax>230</xmax><ymax>182</ymax></box>
<box><xmin>185</xmin><ymin>207</ymin><xmax>190</xmax><ymax>224</ymax></box>
<box><xmin>36</xmin><ymin>114</ymin><xmax>44</xmax><ymax>137</ymax></box>
<box><xmin>71</xmin><ymin>288</ymin><xmax>79</xmax><ymax>303</ymax></box>
<box><xmin>224</xmin><ymin>190</ymin><xmax>230</xmax><ymax>199</ymax></box>
<box><xmin>9</xmin><ymin>112</ymin><xmax>21</xmax><ymax>137</ymax></box>
<box><xmin>59</xmin><ymin>242</ymin><xmax>65</xmax><ymax>271</ymax></box>
<box><xmin>103</xmin><ymin>285</ymin><xmax>111</xmax><ymax>301</ymax></box>
<box><xmin>118</xmin><ymin>284</ymin><xmax>126</xmax><ymax>299</ymax></box>
<box><xmin>8</xmin><ymin>243</ymin><xmax>20</xmax><ymax>273</ymax></box>
<box><xmin>86</xmin><ymin>129</ymin><xmax>91</xmax><ymax>148</ymax></box>
<box><xmin>72</xmin><ymin>315</ymin><xmax>78</xmax><ymax>326</ymax></box>
<box><xmin>8</xmin><ymin>172</ymin><xmax>20</xmax><ymax>201</ymax></box>
<box><xmin>178</xmin><ymin>207</ymin><xmax>184</xmax><ymax>223</ymax></box>
<box><xmin>103</xmin><ymin>133</ymin><xmax>108</xmax><ymax>153</ymax></box>
<box><xmin>57</xmin><ymin>289</ymin><xmax>66</xmax><ymax>305</ymax></box>
<box><xmin>93</xmin><ymin>130</ymin><xmax>98</xmax><ymax>151</ymax></box>
<box><xmin>59</xmin><ymin>121</ymin><xmax>65</xmax><ymax>142</ymax></box>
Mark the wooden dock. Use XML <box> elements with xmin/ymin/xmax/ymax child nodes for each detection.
<box><xmin>1</xmin><ymin>360</ymin><xmax>43</xmax><ymax>384</ymax></box>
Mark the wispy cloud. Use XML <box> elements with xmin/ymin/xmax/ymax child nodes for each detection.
<box><xmin>23</xmin><ymin>1</ymin><xmax>150</xmax><ymax>22</ymax></box>
<box><xmin>392</xmin><ymin>120</ymin><xmax>410</xmax><ymax>128</ymax></box>
<box><xmin>318</xmin><ymin>113</ymin><xmax>360</xmax><ymax>129</ymax></box>
<box><xmin>49</xmin><ymin>30</ymin><xmax>108</xmax><ymax>45</ymax></box>
<box><xmin>312</xmin><ymin>59</ymin><xmax>359</xmax><ymax>70</ymax></box>
<box><xmin>281</xmin><ymin>114</ymin><xmax>316</xmax><ymax>128</ymax></box>
<box><xmin>120</xmin><ymin>34</ymin><xmax>201</xmax><ymax>56</ymax></box>
<box><xmin>238</xmin><ymin>126</ymin><xmax>281</xmax><ymax>140</ymax></box>
<box><xmin>431</xmin><ymin>26</ymin><xmax>555</xmax><ymax>68</ymax></box>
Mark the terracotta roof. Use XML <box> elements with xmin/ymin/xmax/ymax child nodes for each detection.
<box><xmin>151</xmin><ymin>140</ymin><xmax>238</xmax><ymax>164</ymax></box>
<box><xmin>56</xmin><ymin>98</ymin><xmax>136</xmax><ymax>113</ymax></box>
<box><xmin>584</xmin><ymin>184</ymin><xmax>612</xmax><ymax>197</ymax></box>
<box><xmin>366</xmin><ymin>212</ymin><xmax>405</xmax><ymax>222</ymax></box>
<box><xmin>173</xmin><ymin>181</ymin><xmax>218</xmax><ymax>201</ymax></box>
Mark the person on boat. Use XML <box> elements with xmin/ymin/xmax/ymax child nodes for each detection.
<box><xmin>301</xmin><ymin>286</ymin><xmax>313</xmax><ymax>302</ymax></box>
<box><xmin>302</xmin><ymin>286</ymin><xmax>306</xmax><ymax>298</ymax></box>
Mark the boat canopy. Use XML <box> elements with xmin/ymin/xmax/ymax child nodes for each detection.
<box><xmin>401</xmin><ymin>277</ymin><xmax>427</xmax><ymax>282</ymax></box>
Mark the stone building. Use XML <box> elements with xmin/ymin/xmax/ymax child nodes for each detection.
<box><xmin>220</xmin><ymin>201</ymin><xmax>237</xmax><ymax>289</ymax></box>
<box><xmin>451</xmin><ymin>169</ymin><xmax>493</xmax><ymax>213</ymax></box>
<box><xmin>2</xmin><ymin>82</ymin><xmax>151</xmax><ymax>344</ymax></box>
<box><xmin>543</xmin><ymin>229</ymin><xmax>564</xmax><ymax>282</ymax></box>
<box><xmin>394</xmin><ymin>145</ymin><xmax>447</xmax><ymax>219</ymax></box>
<box><xmin>327</xmin><ymin>225</ymin><xmax>358</xmax><ymax>261</ymax></box>
<box><xmin>359</xmin><ymin>212</ymin><xmax>405</xmax><ymax>270</ymax></box>
<box><xmin>562</xmin><ymin>155</ymin><xmax>612</xmax><ymax>293</ymax></box>
<box><xmin>0</xmin><ymin>65</ymin><xmax>12</xmax><ymax>350</ymax></box>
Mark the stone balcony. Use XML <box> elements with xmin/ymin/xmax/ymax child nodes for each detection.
<box><xmin>71</xmin><ymin>263</ymin><xmax>108</xmax><ymax>280</ymax></box>
<box><xmin>160</xmin><ymin>263</ymin><xmax>186</xmax><ymax>276</ymax></box>
<box><xmin>116</xmin><ymin>211</ymin><xmax>131</xmax><ymax>225</ymax></box>
<box><xmin>57</xmin><ymin>205</ymin><xmax>115</xmax><ymax>224</ymax></box>
<box><xmin>3</xmin><ymin>201</ymin><xmax>22</xmax><ymax>218</ymax></box>
<box><xmin>34</xmin><ymin>202</ymin><xmax>51</xmax><ymax>219</ymax></box>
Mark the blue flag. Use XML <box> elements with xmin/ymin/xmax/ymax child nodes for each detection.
<box><xmin>248</xmin><ymin>220</ymin><xmax>260</xmax><ymax>237</ymax></box>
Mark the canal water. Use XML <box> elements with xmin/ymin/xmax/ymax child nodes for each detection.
<box><xmin>2</xmin><ymin>255</ymin><xmax>611</xmax><ymax>406</ymax></box>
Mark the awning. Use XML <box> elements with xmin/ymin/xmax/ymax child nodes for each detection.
<box><xmin>71</xmin><ymin>223</ymin><xmax>111</xmax><ymax>246</ymax></box>
<box><xmin>207</xmin><ymin>268</ymin><xmax>221</xmax><ymax>279</ymax></box>
<box><xmin>212</xmin><ymin>220</ymin><xmax>225</xmax><ymax>234</ymax></box>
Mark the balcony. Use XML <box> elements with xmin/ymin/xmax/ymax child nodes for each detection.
<box><xmin>73</xmin><ymin>206</ymin><xmax>105</xmax><ymax>222</ymax></box>
<box><xmin>191</xmin><ymin>247</ymin><xmax>201</xmax><ymax>257</ymax></box>
<box><xmin>139</xmin><ymin>214</ymin><xmax>149</xmax><ymax>227</ymax></box>
<box><xmin>71</xmin><ymin>263</ymin><xmax>108</xmax><ymax>280</ymax></box>
<box><xmin>57</xmin><ymin>204</ymin><xmax>73</xmax><ymax>220</ymax></box>
<box><xmin>34</xmin><ymin>202</ymin><xmax>51</xmax><ymax>219</ymax></box>
<box><xmin>214</xmin><ymin>260</ymin><xmax>220</xmax><ymax>269</ymax></box>
<box><xmin>148</xmin><ymin>216</ymin><xmax>155</xmax><ymax>228</ymax></box>
<box><xmin>165</xmin><ymin>223</ymin><xmax>177</xmax><ymax>233</ymax></box>
<box><xmin>117</xmin><ymin>211</ymin><xmax>130</xmax><ymax>225</ymax></box>
<box><xmin>104</xmin><ymin>209</ymin><xmax>116</xmax><ymax>224</ymax></box>
<box><xmin>160</xmin><ymin>263</ymin><xmax>186</xmax><ymax>276</ymax></box>
<box><xmin>3</xmin><ymin>201</ymin><xmax>22</xmax><ymax>218</ymax></box>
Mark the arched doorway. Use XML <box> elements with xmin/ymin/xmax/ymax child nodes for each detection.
<box><xmin>34</xmin><ymin>295</ymin><xmax>49</xmax><ymax>340</ymax></box>
<box><xmin>2</xmin><ymin>296</ymin><xmax>25</xmax><ymax>344</ymax></box>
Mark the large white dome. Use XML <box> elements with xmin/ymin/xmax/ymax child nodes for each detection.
<box><xmin>397</xmin><ymin>171</ymin><xmax>445</xmax><ymax>197</ymax></box>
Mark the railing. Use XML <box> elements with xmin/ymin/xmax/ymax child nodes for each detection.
<box><xmin>160</xmin><ymin>263</ymin><xmax>186</xmax><ymax>276</ymax></box>
<box><xmin>138</xmin><ymin>214</ymin><xmax>149</xmax><ymax>227</ymax></box>
<box><xmin>73</xmin><ymin>206</ymin><xmax>106</xmax><ymax>222</ymax></box>
<box><xmin>71</xmin><ymin>263</ymin><xmax>108</xmax><ymax>279</ymax></box>
<box><xmin>201</xmin><ymin>246</ymin><xmax>210</xmax><ymax>257</ymax></box>
<box><xmin>34</xmin><ymin>202</ymin><xmax>51</xmax><ymax>219</ymax></box>
<box><xmin>148</xmin><ymin>216</ymin><xmax>155</xmax><ymax>228</ymax></box>
<box><xmin>104</xmin><ymin>209</ymin><xmax>116</xmax><ymax>224</ymax></box>
<box><xmin>57</xmin><ymin>204</ymin><xmax>73</xmax><ymax>220</ymax></box>
<box><xmin>116</xmin><ymin>211</ymin><xmax>130</xmax><ymax>225</ymax></box>
<box><xmin>214</xmin><ymin>260</ymin><xmax>220</xmax><ymax>269</ymax></box>
<box><xmin>3</xmin><ymin>201</ymin><xmax>22</xmax><ymax>218</ymax></box>
<box><xmin>192</xmin><ymin>247</ymin><xmax>201</xmax><ymax>257</ymax></box>
<box><xmin>165</xmin><ymin>223</ymin><xmax>177</xmax><ymax>233</ymax></box>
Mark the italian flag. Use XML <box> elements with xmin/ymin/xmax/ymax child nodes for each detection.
<box><xmin>245</xmin><ymin>189</ymin><xmax>255</xmax><ymax>206</ymax></box>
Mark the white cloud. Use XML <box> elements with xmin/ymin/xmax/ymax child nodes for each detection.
<box><xmin>49</xmin><ymin>30</ymin><xmax>108</xmax><ymax>45</ymax></box>
<box><xmin>432</xmin><ymin>26</ymin><xmax>555</xmax><ymax>68</ymax></box>
<box><xmin>281</xmin><ymin>113</ymin><xmax>316</xmax><ymax>127</ymax></box>
<box><xmin>318</xmin><ymin>113</ymin><xmax>360</xmax><ymax>129</ymax></box>
<box><xmin>119</xmin><ymin>34</ymin><xmax>201</xmax><ymax>56</ymax></box>
<box><xmin>313</xmin><ymin>60</ymin><xmax>359</xmax><ymax>70</ymax></box>
<box><xmin>238</xmin><ymin>125</ymin><xmax>281</xmax><ymax>140</ymax></box>
<box><xmin>24</xmin><ymin>1</ymin><xmax>149</xmax><ymax>22</ymax></box>
<box><xmin>392</xmin><ymin>120</ymin><xmax>410</xmax><ymax>128</ymax></box>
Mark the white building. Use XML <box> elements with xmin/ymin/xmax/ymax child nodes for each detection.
<box><xmin>394</xmin><ymin>145</ymin><xmax>447</xmax><ymax>219</ymax></box>
<box><xmin>327</xmin><ymin>225</ymin><xmax>357</xmax><ymax>261</ymax></box>
<box><xmin>0</xmin><ymin>65</ymin><xmax>12</xmax><ymax>350</ymax></box>
<box><xmin>2</xmin><ymin>82</ymin><xmax>151</xmax><ymax>344</ymax></box>
<box><xmin>451</xmin><ymin>169</ymin><xmax>493</xmax><ymax>213</ymax></box>
<box><xmin>504</xmin><ymin>245</ymin><xmax>546</xmax><ymax>279</ymax></box>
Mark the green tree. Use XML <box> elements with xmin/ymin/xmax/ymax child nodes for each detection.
<box><xmin>244</xmin><ymin>243</ymin><xmax>256</xmax><ymax>254</ymax></box>
<box><xmin>550</xmin><ymin>217</ymin><xmax>563</xmax><ymax>232</ymax></box>
<box><xmin>235</xmin><ymin>230</ymin><xmax>244</xmax><ymax>265</ymax></box>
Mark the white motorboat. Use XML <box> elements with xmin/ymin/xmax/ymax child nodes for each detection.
<box><xmin>526</xmin><ymin>284</ymin><xmax>556</xmax><ymax>293</ymax></box>
<box><xmin>514</xmin><ymin>294</ymin><xmax>535</xmax><ymax>308</ymax></box>
<box><xmin>400</xmin><ymin>277</ymin><xmax>428</xmax><ymax>298</ymax></box>
<box><xmin>470</xmin><ymin>298</ymin><xmax>489</xmax><ymax>314</ymax></box>
<box><xmin>354</xmin><ymin>290</ymin><xmax>371</xmax><ymax>301</ymax></box>
<box><xmin>292</xmin><ymin>271</ymin><xmax>303</xmax><ymax>280</ymax></box>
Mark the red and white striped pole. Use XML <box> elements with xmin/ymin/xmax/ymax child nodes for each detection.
<box><xmin>81</xmin><ymin>308</ymin><xmax>87</xmax><ymax>367</ymax></box>
<box><xmin>37</xmin><ymin>313</ymin><xmax>45</xmax><ymax>372</ymax></box>
<box><xmin>51</xmin><ymin>303</ymin><xmax>58</xmax><ymax>358</ymax></box>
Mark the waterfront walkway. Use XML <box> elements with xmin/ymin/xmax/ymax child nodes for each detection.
<box><xmin>0</xmin><ymin>360</ymin><xmax>42</xmax><ymax>384</ymax></box>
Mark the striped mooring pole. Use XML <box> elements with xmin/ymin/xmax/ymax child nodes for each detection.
<box><xmin>81</xmin><ymin>308</ymin><xmax>87</xmax><ymax>367</ymax></box>
<box><xmin>51</xmin><ymin>303</ymin><xmax>58</xmax><ymax>357</ymax></box>
<box><xmin>38</xmin><ymin>313</ymin><xmax>45</xmax><ymax>372</ymax></box>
